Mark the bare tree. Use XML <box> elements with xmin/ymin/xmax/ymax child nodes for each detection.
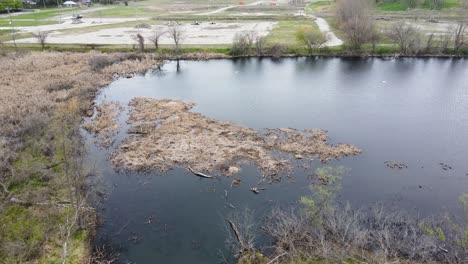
<box><xmin>231</xmin><ymin>31</ymin><xmax>254</xmax><ymax>55</ymax></box>
<box><xmin>406</xmin><ymin>0</ymin><xmax>418</xmax><ymax>8</ymax></box>
<box><xmin>254</xmin><ymin>35</ymin><xmax>267</xmax><ymax>54</ymax></box>
<box><xmin>131</xmin><ymin>33</ymin><xmax>145</xmax><ymax>53</ymax></box>
<box><xmin>169</xmin><ymin>26</ymin><xmax>184</xmax><ymax>53</ymax></box>
<box><xmin>296</xmin><ymin>27</ymin><xmax>327</xmax><ymax>53</ymax></box>
<box><xmin>149</xmin><ymin>27</ymin><xmax>165</xmax><ymax>51</ymax></box>
<box><xmin>33</xmin><ymin>31</ymin><xmax>49</xmax><ymax>50</ymax></box>
<box><xmin>387</xmin><ymin>21</ymin><xmax>421</xmax><ymax>54</ymax></box>
<box><xmin>336</xmin><ymin>0</ymin><xmax>376</xmax><ymax>50</ymax></box>
<box><xmin>425</xmin><ymin>33</ymin><xmax>435</xmax><ymax>53</ymax></box>
<box><xmin>453</xmin><ymin>22</ymin><xmax>467</xmax><ymax>53</ymax></box>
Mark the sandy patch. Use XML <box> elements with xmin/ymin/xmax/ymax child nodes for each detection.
<box><xmin>16</xmin><ymin>22</ymin><xmax>276</xmax><ymax>45</ymax></box>
<box><xmin>111</xmin><ymin>98</ymin><xmax>361</xmax><ymax>177</ymax></box>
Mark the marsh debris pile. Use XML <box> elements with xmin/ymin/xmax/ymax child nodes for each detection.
<box><xmin>84</xmin><ymin>102</ymin><xmax>124</xmax><ymax>147</ymax></box>
<box><xmin>111</xmin><ymin>98</ymin><xmax>361</xmax><ymax>176</ymax></box>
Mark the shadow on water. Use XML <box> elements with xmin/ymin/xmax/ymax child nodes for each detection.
<box><xmin>89</xmin><ymin>57</ymin><xmax>468</xmax><ymax>263</ymax></box>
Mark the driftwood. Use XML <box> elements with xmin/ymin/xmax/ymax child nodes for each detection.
<box><xmin>250</xmin><ymin>187</ymin><xmax>266</xmax><ymax>194</ymax></box>
<box><xmin>228</xmin><ymin>219</ymin><xmax>245</xmax><ymax>250</ymax></box>
<box><xmin>225</xmin><ymin>202</ymin><xmax>236</xmax><ymax>209</ymax></box>
<box><xmin>188</xmin><ymin>167</ymin><xmax>214</xmax><ymax>179</ymax></box>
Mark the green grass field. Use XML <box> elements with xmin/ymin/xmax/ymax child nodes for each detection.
<box><xmin>376</xmin><ymin>0</ymin><xmax>460</xmax><ymax>11</ymax></box>
<box><xmin>266</xmin><ymin>20</ymin><xmax>317</xmax><ymax>46</ymax></box>
<box><xmin>307</xmin><ymin>1</ymin><xmax>334</xmax><ymax>12</ymax></box>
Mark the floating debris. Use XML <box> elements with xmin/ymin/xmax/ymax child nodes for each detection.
<box><xmin>188</xmin><ymin>167</ymin><xmax>214</xmax><ymax>179</ymax></box>
<box><xmin>439</xmin><ymin>163</ymin><xmax>452</xmax><ymax>171</ymax></box>
<box><xmin>225</xmin><ymin>203</ymin><xmax>236</xmax><ymax>209</ymax></box>
<box><xmin>384</xmin><ymin>161</ymin><xmax>408</xmax><ymax>169</ymax></box>
<box><xmin>250</xmin><ymin>187</ymin><xmax>266</xmax><ymax>194</ymax></box>
<box><xmin>231</xmin><ymin>179</ymin><xmax>241</xmax><ymax>187</ymax></box>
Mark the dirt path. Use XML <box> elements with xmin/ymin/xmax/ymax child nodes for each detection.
<box><xmin>311</xmin><ymin>15</ymin><xmax>343</xmax><ymax>46</ymax></box>
<box><xmin>196</xmin><ymin>1</ymin><xmax>265</xmax><ymax>15</ymax></box>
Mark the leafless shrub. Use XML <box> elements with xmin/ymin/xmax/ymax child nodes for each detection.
<box><xmin>453</xmin><ymin>22</ymin><xmax>467</xmax><ymax>53</ymax></box>
<box><xmin>429</xmin><ymin>0</ymin><xmax>445</xmax><ymax>9</ymax></box>
<box><xmin>132</xmin><ymin>33</ymin><xmax>145</xmax><ymax>53</ymax></box>
<box><xmin>336</xmin><ymin>0</ymin><xmax>376</xmax><ymax>50</ymax></box>
<box><xmin>296</xmin><ymin>27</ymin><xmax>327</xmax><ymax>53</ymax></box>
<box><xmin>45</xmin><ymin>80</ymin><xmax>75</xmax><ymax>93</ymax></box>
<box><xmin>425</xmin><ymin>33</ymin><xmax>435</xmax><ymax>53</ymax></box>
<box><xmin>231</xmin><ymin>31</ymin><xmax>255</xmax><ymax>56</ymax></box>
<box><xmin>264</xmin><ymin>201</ymin><xmax>467</xmax><ymax>264</ymax></box>
<box><xmin>134</xmin><ymin>23</ymin><xmax>151</xmax><ymax>29</ymax></box>
<box><xmin>87</xmin><ymin>245</ymin><xmax>118</xmax><ymax>264</ymax></box>
<box><xmin>0</xmin><ymin>40</ymin><xmax>6</xmax><ymax>56</ymax></box>
<box><xmin>169</xmin><ymin>26</ymin><xmax>184</xmax><ymax>53</ymax></box>
<box><xmin>254</xmin><ymin>35</ymin><xmax>267</xmax><ymax>55</ymax></box>
<box><xmin>440</xmin><ymin>32</ymin><xmax>453</xmax><ymax>52</ymax></box>
<box><xmin>225</xmin><ymin>208</ymin><xmax>257</xmax><ymax>256</ymax></box>
<box><xmin>387</xmin><ymin>21</ymin><xmax>421</xmax><ymax>54</ymax></box>
<box><xmin>149</xmin><ymin>28</ymin><xmax>166</xmax><ymax>51</ymax></box>
<box><xmin>406</xmin><ymin>0</ymin><xmax>418</xmax><ymax>8</ymax></box>
<box><xmin>88</xmin><ymin>56</ymin><xmax>113</xmax><ymax>72</ymax></box>
<box><xmin>33</xmin><ymin>31</ymin><xmax>49</xmax><ymax>50</ymax></box>
<box><xmin>268</xmin><ymin>44</ymin><xmax>287</xmax><ymax>58</ymax></box>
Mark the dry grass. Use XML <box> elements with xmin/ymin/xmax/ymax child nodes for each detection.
<box><xmin>111</xmin><ymin>98</ymin><xmax>361</xmax><ymax>176</ymax></box>
<box><xmin>0</xmin><ymin>52</ymin><xmax>160</xmax><ymax>136</ymax></box>
<box><xmin>0</xmin><ymin>51</ymin><xmax>161</xmax><ymax>263</ymax></box>
<box><xmin>83</xmin><ymin>102</ymin><xmax>124</xmax><ymax>148</ymax></box>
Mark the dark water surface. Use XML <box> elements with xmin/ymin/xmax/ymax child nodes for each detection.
<box><xmin>89</xmin><ymin>58</ymin><xmax>468</xmax><ymax>263</ymax></box>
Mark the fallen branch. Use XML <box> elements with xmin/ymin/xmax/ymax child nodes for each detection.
<box><xmin>188</xmin><ymin>167</ymin><xmax>214</xmax><ymax>179</ymax></box>
<box><xmin>228</xmin><ymin>219</ymin><xmax>245</xmax><ymax>250</ymax></box>
<box><xmin>250</xmin><ymin>187</ymin><xmax>266</xmax><ymax>194</ymax></box>
<box><xmin>266</xmin><ymin>252</ymin><xmax>287</xmax><ymax>264</ymax></box>
<box><xmin>0</xmin><ymin>181</ymin><xmax>12</xmax><ymax>198</ymax></box>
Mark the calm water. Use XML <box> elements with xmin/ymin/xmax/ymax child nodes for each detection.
<box><xmin>89</xmin><ymin>58</ymin><xmax>468</xmax><ymax>264</ymax></box>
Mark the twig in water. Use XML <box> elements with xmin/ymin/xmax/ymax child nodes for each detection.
<box><xmin>188</xmin><ymin>167</ymin><xmax>214</xmax><ymax>179</ymax></box>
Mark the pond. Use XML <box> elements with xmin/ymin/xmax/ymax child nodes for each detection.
<box><xmin>88</xmin><ymin>58</ymin><xmax>468</xmax><ymax>263</ymax></box>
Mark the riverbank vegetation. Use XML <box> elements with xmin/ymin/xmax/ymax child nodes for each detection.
<box><xmin>227</xmin><ymin>167</ymin><xmax>468</xmax><ymax>264</ymax></box>
<box><xmin>0</xmin><ymin>51</ymin><xmax>161</xmax><ymax>262</ymax></box>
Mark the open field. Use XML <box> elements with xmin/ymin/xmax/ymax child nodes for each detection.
<box><xmin>0</xmin><ymin>0</ymin><xmax>465</xmax><ymax>54</ymax></box>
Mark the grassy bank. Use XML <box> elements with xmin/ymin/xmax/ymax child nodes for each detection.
<box><xmin>1</xmin><ymin>41</ymin><xmax>467</xmax><ymax>57</ymax></box>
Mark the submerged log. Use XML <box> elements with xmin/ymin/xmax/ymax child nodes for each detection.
<box><xmin>228</xmin><ymin>219</ymin><xmax>245</xmax><ymax>249</ymax></box>
<box><xmin>188</xmin><ymin>167</ymin><xmax>214</xmax><ymax>179</ymax></box>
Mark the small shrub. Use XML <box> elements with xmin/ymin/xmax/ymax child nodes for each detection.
<box><xmin>268</xmin><ymin>44</ymin><xmax>287</xmax><ymax>58</ymax></box>
<box><xmin>231</xmin><ymin>32</ymin><xmax>254</xmax><ymax>56</ymax></box>
<box><xmin>45</xmin><ymin>80</ymin><xmax>75</xmax><ymax>93</ymax></box>
<box><xmin>296</xmin><ymin>27</ymin><xmax>327</xmax><ymax>54</ymax></box>
<box><xmin>88</xmin><ymin>56</ymin><xmax>113</xmax><ymax>71</ymax></box>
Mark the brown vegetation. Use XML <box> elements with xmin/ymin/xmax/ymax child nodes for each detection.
<box><xmin>0</xmin><ymin>51</ymin><xmax>160</xmax><ymax>262</ymax></box>
<box><xmin>111</xmin><ymin>98</ymin><xmax>361</xmax><ymax>176</ymax></box>
<box><xmin>83</xmin><ymin>102</ymin><xmax>124</xmax><ymax>147</ymax></box>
